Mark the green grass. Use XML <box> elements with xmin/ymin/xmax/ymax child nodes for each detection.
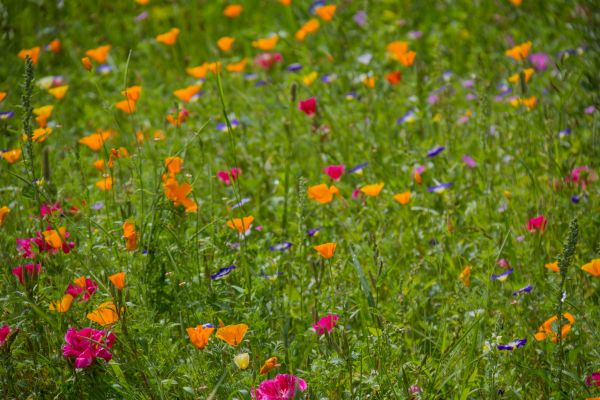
<box><xmin>0</xmin><ymin>0</ymin><xmax>599</xmax><ymax>398</ymax></box>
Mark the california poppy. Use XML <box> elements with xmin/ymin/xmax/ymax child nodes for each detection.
<box><xmin>18</xmin><ymin>47</ymin><xmax>41</xmax><ymax>65</ymax></box>
<box><xmin>223</xmin><ymin>4</ymin><xmax>243</xmax><ymax>18</ymax></box>
<box><xmin>534</xmin><ymin>313</ymin><xmax>575</xmax><ymax>343</ymax></box>
<box><xmin>173</xmin><ymin>85</ymin><xmax>202</xmax><ymax>102</ymax></box>
<box><xmin>216</xmin><ymin>323</ymin><xmax>248</xmax><ymax>346</ymax></box>
<box><xmin>186</xmin><ymin>64</ymin><xmax>209</xmax><ymax>79</ymax></box>
<box><xmin>581</xmin><ymin>259</ymin><xmax>600</xmax><ymax>277</ymax></box>
<box><xmin>187</xmin><ymin>324</ymin><xmax>214</xmax><ymax>350</ymax></box>
<box><xmin>1</xmin><ymin>149</ymin><xmax>22</xmax><ymax>164</ymax></box>
<box><xmin>46</xmin><ymin>39</ymin><xmax>61</xmax><ymax>54</ymax></box>
<box><xmin>385</xmin><ymin>71</ymin><xmax>402</xmax><ymax>85</ymax></box>
<box><xmin>87</xmin><ymin>301</ymin><xmax>121</xmax><ymax>327</ymax></box>
<box><xmin>0</xmin><ymin>206</ymin><xmax>10</xmax><ymax>225</ymax></box>
<box><xmin>79</xmin><ymin>131</ymin><xmax>111</xmax><ymax>151</ymax></box>
<box><xmin>43</xmin><ymin>227</ymin><xmax>67</xmax><ymax>249</ymax></box>
<box><xmin>545</xmin><ymin>261</ymin><xmax>559</xmax><ymax>273</ymax></box>
<box><xmin>505</xmin><ymin>41</ymin><xmax>532</xmax><ymax>61</ymax></box>
<box><xmin>252</xmin><ymin>35</ymin><xmax>279</xmax><ymax>51</ymax></box>
<box><xmin>48</xmin><ymin>85</ymin><xmax>68</xmax><ymax>99</ymax></box>
<box><xmin>109</xmin><ymin>272</ymin><xmax>126</xmax><ymax>289</ymax></box>
<box><xmin>123</xmin><ymin>221</ymin><xmax>137</xmax><ymax>251</ymax></box>
<box><xmin>33</xmin><ymin>105</ymin><xmax>53</xmax><ymax>128</ymax></box>
<box><xmin>96</xmin><ymin>177</ymin><xmax>113</xmax><ymax>191</ymax></box>
<box><xmin>314</xmin><ymin>242</ymin><xmax>336</xmax><ymax>259</ymax></box>
<box><xmin>226</xmin><ymin>59</ymin><xmax>248</xmax><ymax>73</ymax></box>
<box><xmin>393</xmin><ymin>191</ymin><xmax>411</xmax><ymax>205</ymax></box>
<box><xmin>296</xmin><ymin>19</ymin><xmax>320</xmax><ymax>41</ymax></box>
<box><xmin>459</xmin><ymin>266</ymin><xmax>471</xmax><ymax>287</ymax></box>
<box><xmin>86</xmin><ymin>45</ymin><xmax>112</xmax><ymax>63</ymax></box>
<box><xmin>217</xmin><ymin>36</ymin><xmax>235</xmax><ymax>52</ymax></box>
<box><xmin>360</xmin><ymin>183</ymin><xmax>384</xmax><ymax>197</ymax></box>
<box><xmin>508</xmin><ymin>68</ymin><xmax>534</xmax><ymax>84</ymax></box>
<box><xmin>260</xmin><ymin>357</ymin><xmax>281</xmax><ymax>375</ymax></box>
<box><xmin>81</xmin><ymin>57</ymin><xmax>93</xmax><ymax>71</ymax></box>
<box><xmin>307</xmin><ymin>184</ymin><xmax>339</xmax><ymax>204</ymax></box>
<box><xmin>156</xmin><ymin>28</ymin><xmax>180</xmax><ymax>46</ymax></box>
<box><xmin>165</xmin><ymin>156</ymin><xmax>183</xmax><ymax>176</ymax></box>
<box><xmin>164</xmin><ymin>177</ymin><xmax>198</xmax><ymax>213</ymax></box>
<box><xmin>315</xmin><ymin>5</ymin><xmax>336</xmax><ymax>21</ymax></box>
<box><xmin>227</xmin><ymin>216</ymin><xmax>254</xmax><ymax>234</ymax></box>
<box><xmin>49</xmin><ymin>294</ymin><xmax>74</xmax><ymax>313</ymax></box>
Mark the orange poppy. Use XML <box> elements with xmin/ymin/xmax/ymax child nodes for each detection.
<box><xmin>252</xmin><ymin>35</ymin><xmax>278</xmax><ymax>51</ymax></box>
<box><xmin>173</xmin><ymin>85</ymin><xmax>202</xmax><ymax>102</ymax></box>
<box><xmin>49</xmin><ymin>294</ymin><xmax>74</xmax><ymax>313</ymax></box>
<box><xmin>505</xmin><ymin>41</ymin><xmax>532</xmax><ymax>61</ymax></box>
<box><xmin>314</xmin><ymin>242</ymin><xmax>336</xmax><ymax>259</ymax></box>
<box><xmin>187</xmin><ymin>325</ymin><xmax>215</xmax><ymax>349</ymax></box>
<box><xmin>42</xmin><ymin>227</ymin><xmax>67</xmax><ymax>249</ymax></box>
<box><xmin>545</xmin><ymin>261</ymin><xmax>559</xmax><ymax>273</ymax></box>
<box><xmin>165</xmin><ymin>156</ymin><xmax>183</xmax><ymax>176</ymax></box>
<box><xmin>85</xmin><ymin>45</ymin><xmax>112</xmax><ymax>63</ymax></box>
<box><xmin>96</xmin><ymin>176</ymin><xmax>113</xmax><ymax>191</ymax></box>
<box><xmin>81</xmin><ymin>57</ymin><xmax>93</xmax><ymax>71</ymax></box>
<box><xmin>79</xmin><ymin>131</ymin><xmax>111</xmax><ymax>151</ymax></box>
<box><xmin>226</xmin><ymin>59</ymin><xmax>248</xmax><ymax>73</ymax></box>
<box><xmin>216</xmin><ymin>323</ymin><xmax>248</xmax><ymax>346</ymax></box>
<box><xmin>508</xmin><ymin>68</ymin><xmax>534</xmax><ymax>84</ymax></box>
<box><xmin>87</xmin><ymin>301</ymin><xmax>121</xmax><ymax>327</ymax></box>
<box><xmin>393</xmin><ymin>191</ymin><xmax>411</xmax><ymax>205</ymax></box>
<box><xmin>223</xmin><ymin>4</ymin><xmax>243</xmax><ymax>18</ymax></box>
<box><xmin>30</xmin><ymin>127</ymin><xmax>52</xmax><ymax>143</ymax></box>
<box><xmin>33</xmin><ymin>105</ymin><xmax>53</xmax><ymax>128</ymax></box>
<box><xmin>116</xmin><ymin>99</ymin><xmax>136</xmax><ymax>114</ymax></box>
<box><xmin>315</xmin><ymin>5</ymin><xmax>336</xmax><ymax>21</ymax></box>
<box><xmin>360</xmin><ymin>183</ymin><xmax>384</xmax><ymax>197</ymax></box>
<box><xmin>186</xmin><ymin>64</ymin><xmax>209</xmax><ymax>79</ymax></box>
<box><xmin>47</xmin><ymin>39</ymin><xmax>61</xmax><ymax>54</ymax></box>
<box><xmin>217</xmin><ymin>36</ymin><xmax>235</xmax><ymax>52</ymax></box>
<box><xmin>123</xmin><ymin>221</ymin><xmax>137</xmax><ymax>251</ymax></box>
<box><xmin>109</xmin><ymin>272</ymin><xmax>126</xmax><ymax>289</ymax></box>
<box><xmin>156</xmin><ymin>28</ymin><xmax>180</xmax><ymax>46</ymax></box>
<box><xmin>0</xmin><ymin>91</ymin><xmax>6</xmax><ymax>102</ymax></box>
<box><xmin>0</xmin><ymin>206</ymin><xmax>10</xmax><ymax>225</ymax></box>
<box><xmin>459</xmin><ymin>266</ymin><xmax>471</xmax><ymax>287</ymax></box>
<box><xmin>260</xmin><ymin>357</ymin><xmax>280</xmax><ymax>375</ymax></box>
<box><xmin>227</xmin><ymin>216</ymin><xmax>254</xmax><ymax>233</ymax></box>
<box><xmin>121</xmin><ymin>86</ymin><xmax>142</xmax><ymax>102</ymax></box>
<box><xmin>386</xmin><ymin>71</ymin><xmax>402</xmax><ymax>85</ymax></box>
<box><xmin>1</xmin><ymin>149</ymin><xmax>22</xmax><ymax>164</ymax></box>
<box><xmin>307</xmin><ymin>184</ymin><xmax>339</xmax><ymax>204</ymax></box>
<box><xmin>534</xmin><ymin>313</ymin><xmax>575</xmax><ymax>343</ymax></box>
<box><xmin>164</xmin><ymin>177</ymin><xmax>197</xmax><ymax>213</ymax></box>
<box><xmin>18</xmin><ymin>47</ymin><xmax>41</xmax><ymax>65</ymax></box>
<box><xmin>48</xmin><ymin>85</ymin><xmax>69</xmax><ymax>99</ymax></box>
<box><xmin>581</xmin><ymin>259</ymin><xmax>600</xmax><ymax>277</ymax></box>
<box><xmin>295</xmin><ymin>19</ymin><xmax>320</xmax><ymax>41</ymax></box>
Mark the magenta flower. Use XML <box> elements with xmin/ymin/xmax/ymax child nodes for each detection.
<box><xmin>312</xmin><ymin>314</ymin><xmax>339</xmax><ymax>335</ymax></box>
<box><xmin>40</xmin><ymin>202</ymin><xmax>62</xmax><ymax>218</ymax></box>
<box><xmin>585</xmin><ymin>372</ymin><xmax>600</xmax><ymax>387</ymax></box>
<box><xmin>254</xmin><ymin>52</ymin><xmax>282</xmax><ymax>70</ymax></box>
<box><xmin>16</xmin><ymin>228</ymin><xmax>75</xmax><ymax>258</ymax></box>
<box><xmin>62</xmin><ymin>327</ymin><xmax>116</xmax><ymax>369</ymax></box>
<box><xmin>12</xmin><ymin>263</ymin><xmax>41</xmax><ymax>285</ymax></box>
<box><xmin>324</xmin><ymin>165</ymin><xmax>345</xmax><ymax>181</ymax></box>
<box><xmin>567</xmin><ymin>165</ymin><xmax>597</xmax><ymax>189</ymax></box>
<box><xmin>252</xmin><ymin>374</ymin><xmax>307</xmax><ymax>400</ymax></box>
<box><xmin>65</xmin><ymin>278</ymin><xmax>98</xmax><ymax>302</ymax></box>
<box><xmin>462</xmin><ymin>154</ymin><xmax>477</xmax><ymax>168</ymax></box>
<box><xmin>527</xmin><ymin>215</ymin><xmax>547</xmax><ymax>233</ymax></box>
<box><xmin>497</xmin><ymin>258</ymin><xmax>510</xmax><ymax>269</ymax></box>
<box><xmin>298</xmin><ymin>97</ymin><xmax>316</xmax><ymax>116</ymax></box>
<box><xmin>217</xmin><ymin>167</ymin><xmax>241</xmax><ymax>185</ymax></box>
<box><xmin>0</xmin><ymin>325</ymin><xmax>11</xmax><ymax>347</ymax></box>
<box><xmin>528</xmin><ymin>53</ymin><xmax>550</xmax><ymax>71</ymax></box>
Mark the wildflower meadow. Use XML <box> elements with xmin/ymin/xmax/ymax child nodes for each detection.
<box><xmin>1</xmin><ymin>0</ymin><xmax>600</xmax><ymax>398</ymax></box>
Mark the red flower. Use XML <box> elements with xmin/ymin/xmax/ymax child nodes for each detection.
<box><xmin>298</xmin><ymin>97</ymin><xmax>316</xmax><ymax>116</ymax></box>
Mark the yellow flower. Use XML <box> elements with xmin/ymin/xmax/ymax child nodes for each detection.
<box><xmin>459</xmin><ymin>266</ymin><xmax>472</xmax><ymax>287</ymax></box>
<box><xmin>234</xmin><ymin>353</ymin><xmax>250</xmax><ymax>369</ymax></box>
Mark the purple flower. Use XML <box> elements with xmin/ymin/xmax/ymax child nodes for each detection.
<box><xmin>427</xmin><ymin>146</ymin><xmax>445</xmax><ymax>157</ymax></box>
<box><xmin>585</xmin><ymin>105</ymin><xmax>596</xmax><ymax>115</ymax></box>
<box><xmin>307</xmin><ymin>227</ymin><xmax>321</xmax><ymax>237</ymax></box>
<box><xmin>497</xmin><ymin>338</ymin><xmax>526</xmax><ymax>351</ymax></box>
<box><xmin>571</xmin><ymin>194</ymin><xmax>580</xmax><ymax>204</ymax></box>
<box><xmin>309</xmin><ymin>0</ymin><xmax>326</xmax><ymax>14</ymax></box>
<box><xmin>408</xmin><ymin>31</ymin><xmax>422</xmax><ymax>39</ymax></box>
<box><xmin>558</xmin><ymin>128</ymin><xmax>571</xmax><ymax>138</ymax></box>
<box><xmin>427</xmin><ymin>94</ymin><xmax>439</xmax><ymax>105</ymax></box>
<box><xmin>261</xmin><ymin>271</ymin><xmax>284</xmax><ymax>279</ymax></box>
<box><xmin>269</xmin><ymin>242</ymin><xmax>292</xmax><ymax>251</ymax></box>
<box><xmin>0</xmin><ymin>111</ymin><xmax>14</xmax><ymax>120</ymax></box>
<box><xmin>96</xmin><ymin>64</ymin><xmax>112</xmax><ymax>75</ymax></box>
<box><xmin>134</xmin><ymin>11</ymin><xmax>149</xmax><ymax>22</ymax></box>
<box><xmin>349</xmin><ymin>162</ymin><xmax>368</xmax><ymax>174</ymax></box>
<box><xmin>231</xmin><ymin>197</ymin><xmax>251</xmax><ymax>209</ymax></box>
<box><xmin>512</xmin><ymin>285</ymin><xmax>533</xmax><ymax>296</ymax></box>
<box><xmin>528</xmin><ymin>53</ymin><xmax>550</xmax><ymax>71</ymax></box>
<box><xmin>462</xmin><ymin>154</ymin><xmax>477</xmax><ymax>168</ymax></box>
<box><xmin>462</xmin><ymin>79</ymin><xmax>474</xmax><ymax>89</ymax></box>
<box><xmin>244</xmin><ymin>73</ymin><xmax>258</xmax><ymax>81</ymax></box>
<box><xmin>287</xmin><ymin>63</ymin><xmax>302</xmax><ymax>72</ymax></box>
<box><xmin>397</xmin><ymin>109</ymin><xmax>416</xmax><ymax>124</ymax></box>
<box><xmin>211</xmin><ymin>265</ymin><xmax>236</xmax><ymax>280</ymax></box>
<box><xmin>252</xmin><ymin>374</ymin><xmax>307</xmax><ymax>400</ymax></box>
<box><xmin>427</xmin><ymin>183</ymin><xmax>452</xmax><ymax>193</ymax></box>
<box><xmin>465</xmin><ymin>93</ymin><xmax>477</xmax><ymax>101</ymax></box>
<box><xmin>490</xmin><ymin>268</ymin><xmax>514</xmax><ymax>282</ymax></box>
<box><xmin>321</xmin><ymin>73</ymin><xmax>337</xmax><ymax>84</ymax></box>
<box><xmin>345</xmin><ymin>91</ymin><xmax>358</xmax><ymax>101</ymax></box>
<box><xmin>216</xmin><ymin>119</ymin><xmax>240</xmax><ymax>132</ymax></box>
<box><xmin>91</xmin><ymin>201</ymin><xmax>104</xmax><ymax>210</ymax></box>
<box><xmin>353</xmin><ymin>11</ymin><xmax>367</xmax><ymax>26</ymax></box>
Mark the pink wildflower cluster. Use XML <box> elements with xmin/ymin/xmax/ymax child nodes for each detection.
<box><xmin>62</xmin><ymin>327</ymin><xmax>116</xmax><ymax>369</ymax></box>
<box><xmin>252</xmin><ymin>374</ymin><xmax>307</xmax><ymax>400</ymax></box>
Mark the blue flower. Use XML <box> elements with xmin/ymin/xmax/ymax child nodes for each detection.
<box><xmin>512</xmin><ymin>285</ymin><xmax>532</xmax><ymax>296</ymax></box>
<box><xmin>307</xmin><ymin>227</ymin><xmax>321</xmax><ymax>237</ymax></box>
<box><xmin>496</xmin><ymin>338</ymin><xmax>526</xmax><ymax>351</ymax></box>
<box><xmin>269</xmin><ymin>242</ymin><xmax>292</xmax><ymax>251</ymax></box>
<box><xmin>0</xmin><ymin>111</ymin><xmax>14</xmax><ymax>120</ymax></box>
<box><xmin>427</xmin><ymin>146</ymin><xmax>445</xmax><ymax>157</ymax></box>
<box><xmin>211</xmin><ymin>265</ymin><xmax>236</xmax><ymax>280</ymax></box>
<box><xmin>571</xmin><ymin>194</ymin><xmax>580</xmax><ymax>204</ymax></box>
<box><xmin>96</xmin><ymin>64</ymin><xmax>112</xmax><ymax>75</ymax></box>
<box><xmin>217</xmin><ymin>119</ymin><xmax>240</xmax><ymax>132</ymax></box>
<box><xmin>261</xmin><ymin>271</ymin><xmax>284</xmax><ymax>279</ymax></box>
<box><xmin>349</xmin><ymin>162</ymin><xmax>368</xmax><ymax>174</ymax></box>
<box><xmin>309</xmin><ymin>0</ymin><xmax>326</xmax><ymax>14</ymax></box>
<box><xmin>397</xmin><ymin>109</ymin><xmax>416</xmax><ymax>124</ymax></box>
<box><xmin>202</xmin><ymin>322</ymin><xmax>215</xmax><ymax>328</ymax></box>
<box><xmin>231</xmin><ymin>197</ymin><xmax>251</xmax><ymax>209</ymax></box>
<box><xmin>427</xmin><ymin>183</ymin><xmax>452</xmax><ymax>193</ymax></box>
<box><xmin>558</xmin><ymin>128</ymin><xmax>571</xmax><ymax>138</ymax></box>
<box><xmin>287</xmin><ymin>63</ymin><xmax>302</xmax><ymax>72</ymax></box>
<box><xmin>490</xmin><ymin>268</ymin><xmax>513</xmax><ymax>282</ymax></box>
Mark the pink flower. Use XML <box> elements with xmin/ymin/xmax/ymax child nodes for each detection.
<box><xmin>527</xmin><ymin>215</ymin><xmax>547</xmax><ymax>233</ymax></box>
<box><xmin>254</xmin><ymin>52</ymin><xmax>283</xmax><ymax>70</ymax></box>
<box><xmin>567</xmin><ymin>165</ymin><xmax>597</xmax><ymax>189</ymax></box>
<box><xmin>462</xmin><ymin>155</ymin><xmax>477</xmax><ymax>168</ymax></box>
<box><xmin>65</xmin><ymin>278</ymin><xmax>98</xmax><ymax>302</ymax></box>
<box><xmin>12</xmin><ymin>263</ymin><xmax>41</xmax><ymax>285</ymax></box>
<box><xmin>0</xmin><ymin>325</ymin><xmax>11</xmax><ymax>347</ymax></box>
<box><xmin>62</xmin><ymin>327</ymin><xmax>116</xmax><ymax>369</ymax></box>
<box><xmin>252</xmin><ymin>374</ymin><xmax>307</xmax><ymax>400</ymax></box>
<box><xmin>217</xmin><ymin>167</ymin><xmax>241</xmax><ymax>185</ymax></box>
<box><xmin>324</xmin><ymin>164</ymin><xmax>345</xmax><ymax>181</ymax></box>
<box><xmin>16</xmin><ymin>227</ymin><xmax>75</xmax><ymax>258</ymax></box>
<box><xmin>40</xmin><ymin>202</ymin><xmax>62</xmax><ymax>218</ymax></box>
<box><xmin>298</xmin><ymin>97</ymin><xmax>316</xmax><ymax>116</ymax></box>
<box><xmin>586</xmin><ymin>372</ymin><xmax>600</xmax><ymax>387</ymax></box>
<box><xmin>312</xmin><ymin>314</ymin><xmax>339</xmax><ymax>335</ymax></box>
<box><xmin>497</xmin><ymin>259</ymin><xmax>510</xmax><ymax>268</ymax></box>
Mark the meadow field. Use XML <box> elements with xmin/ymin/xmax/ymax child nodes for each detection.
<box><xmin>0</xmin><ymin>0</ymin><xmax>599</xmax><ymax>398</ymax></box>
